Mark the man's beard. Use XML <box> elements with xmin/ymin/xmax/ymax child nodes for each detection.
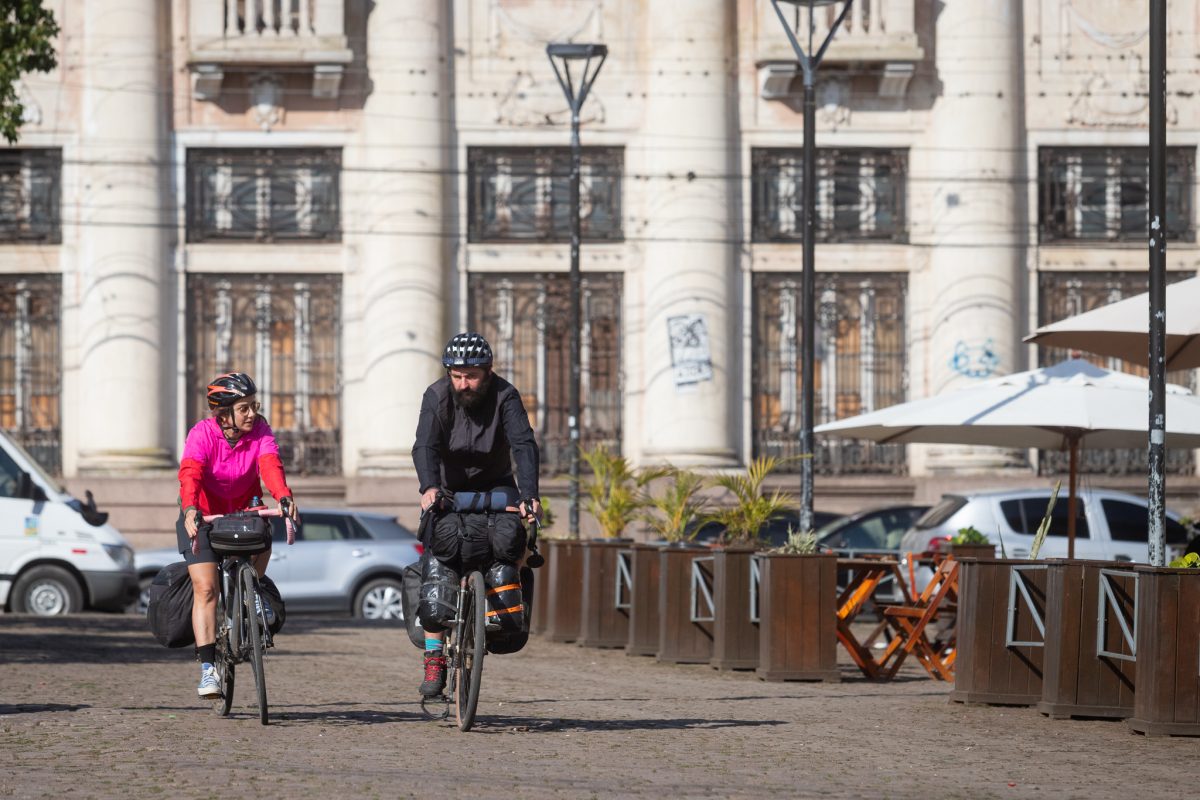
<box><xmin>452</xmin><ymin>378</ymin><xmax>490</xmax><ymax>411</ymax></box>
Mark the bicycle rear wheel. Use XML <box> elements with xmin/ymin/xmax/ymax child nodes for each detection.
<box><xmin>455</xmin><ymin>570</ymin><xmax>487</xmax><ymax>731</ymax></box>
<box><xmin>242</xmin><ymin>565</ymin><xmax>269</xmax><ymax>725</ymax></box>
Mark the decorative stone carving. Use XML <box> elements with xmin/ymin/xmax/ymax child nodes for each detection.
<box><xmin>490</xmin><ymin>0</ymin><xmax>602</xmax><ymax>50</ymax></box>
<box><xmin>495</xmin><ymin>70</ymin><xmax>605</xmax><ymax>127</ymax></box>
<box><xmin>817</xmin><ymin>78</ymin><xmax>850</xmax><ymax>127</ymax></box>
<box><xmin>250</xmin><ymin>74</ymin><xmax>285</xmax><ymax>131</ymax></box>
<box><xmin>1066</xmin><ymin>72</ymin><xmax>1178</xmax><ymax>128</ymax></box>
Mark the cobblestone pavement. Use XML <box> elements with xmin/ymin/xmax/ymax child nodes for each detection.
<box><xmin>0</xmin><ymin>614</ymin><xmax>1192</xmax><ymax>799</ymax></box>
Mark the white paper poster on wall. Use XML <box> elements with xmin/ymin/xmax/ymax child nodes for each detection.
<box><xmin>667</xmin><ymin>313</ymin><xmax>714</xmax><ymax>388</ymax></box>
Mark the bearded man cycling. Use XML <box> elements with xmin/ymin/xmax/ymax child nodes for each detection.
<box><xmin>411</xmin><ymin>332</ymin><xmax>542</xmax><ymax>696</ymax></box>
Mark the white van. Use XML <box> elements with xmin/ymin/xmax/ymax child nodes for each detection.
<box><xmin>0</xmin><ymin>433</ymin><xmax>136</xmax><ymax>615</ymax></box>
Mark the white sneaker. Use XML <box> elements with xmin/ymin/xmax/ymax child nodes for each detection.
<box><xmin>197</xmin><ymin>664</ymin><xmax>222</xmax><ymax>699</ymax></box>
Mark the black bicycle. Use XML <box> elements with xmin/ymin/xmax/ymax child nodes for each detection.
<box><xmin>420</xmin><ymin>504</ymin><xmax>542</xmax><ymax>732</ymax></box>
<box><xmin>203</xmin><ymin>505</ymin><xmax>295</xmax><ymax>725</ymax></box>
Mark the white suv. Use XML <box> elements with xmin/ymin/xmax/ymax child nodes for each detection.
<box><xmin>898</xmin><ymin>487</ymin><xmax>1194</xmax><ymax>566</ymax></box>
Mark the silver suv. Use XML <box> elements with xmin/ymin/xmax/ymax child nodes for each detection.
<box><xmin>898</xmin><ymin>487</ymin><xmax>1194</xmax><ymax>565</ymax></box>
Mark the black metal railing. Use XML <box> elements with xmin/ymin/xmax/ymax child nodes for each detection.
<box><xmin>752</xmin><ymin>148</ymin><xmax>907</xmax><ymax>243</ymax></box>
<box><xmin>752</xmin><ymin>272</ymin><xmax>908</xmax><ymax>475</ymax></box>
<box><xmin>469</xmin><ymin>272</ymin><xmax>622</xmax><ymax>475</ymax></box>
<box><xmin>187</xmin><ymin>148</ymin><xmax>341</xmax><ymax>243</ymax></box>
<box><xmin>468</xmin><ymin>147</ymin><xmax>623</xmax><ymax>243</ymax></box>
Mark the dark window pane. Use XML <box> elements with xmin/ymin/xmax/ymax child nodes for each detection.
<box><xmin>1013</xmin><ymin>497</ymin><xmax>1089</xmax><ymax>538</ymax></box>
<box><xmin>468</xmin><ymin>147</ymin><xmax>623</xmax><ymax>242</ymax></box>
<box><xmin>0</xmin><ymin>149</ymin><xmax>61</xmax><ymax>244</ymax></box>
<box><xmin>1103</xmin><ymin>499</ymin><xmax>1148</xmax><ymax>543</ymax></box>
<box><xmin>0</xmin><ymin>276</ymin><xmax>62</xmax><ymax>473</ymax></box>
<box><xmin>752</xmin><ymin>148</ymin><xmax>907</xmax><ymax>243</ymax></box>
<box><xmin>187</xmin><ymin>149</ymin><xmax>341</xmax><ymax>243</ymax></box>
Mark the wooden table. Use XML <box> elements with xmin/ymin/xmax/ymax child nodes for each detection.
<box><xmin>835</xmin><ymin>557</ymin><xmax>912</xmax><ymax>680</ymax></box>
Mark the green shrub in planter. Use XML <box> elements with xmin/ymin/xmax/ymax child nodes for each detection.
<box><xmin>952</xmin><ymin>526</ymin><xmax>989</xmax><ymax>545</ymax></box>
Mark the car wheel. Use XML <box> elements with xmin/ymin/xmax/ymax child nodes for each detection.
<box><xmin>11</xmin><ymin>566</ymin><xmax>84</xmax><ymax>616</ymax></box>
<box><xmin>353</xmin><ymin>577</ymin><xmax>405</xmax><ymax>623</ymax></box>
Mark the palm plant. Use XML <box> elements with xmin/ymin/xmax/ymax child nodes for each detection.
<box><xmin>579</xmin><ymin>444</ymin><xmax>666</xmax><ymax>538</ymax></box>
<box><xmin>703</xmin><ymin>456</ymin><xmax>795</xmax><ymax>544</ymax></box>
<box><xmin>639</xmin><ymin>468</ymin><xmax>710</xmax><ymax>543</ymax></box>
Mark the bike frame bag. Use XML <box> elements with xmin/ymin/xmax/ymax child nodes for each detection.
<box><xmin>207</xmin><ymin>513</ymin><xmax>271</xmax><ymax>555</ymax></box>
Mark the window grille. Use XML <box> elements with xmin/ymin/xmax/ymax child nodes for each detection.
<box><xmin>752</xmin><ymin>148</ymin><xmax>907</xmax><ymax>243</ymax></box>
<box><xmin>0</xmin><ymin>276</ymin><xmax>61</xmax><ymax>474</ymax></box>
<box><xmin>0</xmin><ymin>149</ymin><xmax>61</xmax><ymax>244</ymax></box>
<box><xmin>1038</xmin><ymin>147</ymin><xmax>1194</xmax><ymax>243</ymax></box>
<box><xmin>753</xmin><ymin>272</ymin><xmax>907</xmax><ymax>475</ymax></box>
<box><xmin>187</xmin><ymin>274</ymin><xmax>341</xmax><ymax>475</ymax></box>
<box><xmin>187</xmin><ymin>149</ymin><xmax>341</xmax><ymax>243</ymax></box>
<box><xmin>468</xmin><ymin>147</ymin><xmax>623</xmax><ymax>242</ymax></box>
<box><xmin>469</xmin><ymin>272</ymin><xmax>622</xmax><ymax>474</ymax></box>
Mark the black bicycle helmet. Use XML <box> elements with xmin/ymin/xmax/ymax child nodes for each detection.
<box><xmin>206</xmin><ymin>372</ymin><xmax>258</xmax><ymax>409</ymax></box>
<box><xmin>441</xmin><ymin>332</ymin><xmax>493</xmax><ymax>369</ymax></box>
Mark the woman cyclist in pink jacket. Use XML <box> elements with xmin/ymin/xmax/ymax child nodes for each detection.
<box><xmin>177</xmin><ymin>372</ymin><xmax>299</xmax><ymax>700</ymax></box>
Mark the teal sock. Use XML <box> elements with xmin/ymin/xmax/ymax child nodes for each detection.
<box><xmin>425</xmin><ymin>637</ymin><xmax>442</xmax><ymax>653</ymax></box>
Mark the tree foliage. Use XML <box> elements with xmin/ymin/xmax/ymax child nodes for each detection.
<box><xmin>0</xmin><ymin>0</ymin><xmax>59</xmax><ymax>144</ymax></box>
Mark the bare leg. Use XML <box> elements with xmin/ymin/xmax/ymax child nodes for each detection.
<box><xmin>251</xmin><ymin>550</ymin><xmax>271</xmax><ymax>577</ymax></box>
<box><xmin>188</xmin><ymin>562</ymin><xmax>219</xmax><ymax>647</ymax></box>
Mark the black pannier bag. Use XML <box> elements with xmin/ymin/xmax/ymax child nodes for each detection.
<box><xmin>485</xmin><ymin>564</ymin><xmax>534</xmax><ymax>655</ymax></box>
<box><xmin>147</xmin><ymin>561</ymin><xmax>195</xmax><ymax>648</ymax></box>
<box><xmin>401</xmin><ymin>560</ymin><xmax>425</xmax><ymax>649</ymax></box>
<box><xmin>259</xmin><ymin>574</ymin><xmax>286</xmax><ymax>635</ymax></box>
<box><xmin>207</xmin><ymin>513</ymin><xmax>271</xmax><ymax>555</ymax></box>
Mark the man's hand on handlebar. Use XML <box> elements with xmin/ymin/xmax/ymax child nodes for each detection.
<box><xmin>420</xmin><ymin>487</ymin><xmax>443</xmax><ymax>513</ymax></box>
<box><xmin>518</xmin><ymin>497</ymin><xmax>543</xmax><ymax>523</ymax></box>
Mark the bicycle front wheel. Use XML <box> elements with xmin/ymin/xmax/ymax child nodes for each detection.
<box><xmin>455</xmin><ymin>570</ymin><xmax>487</xmax><ymax>731</ymax></box>
<box><xmin>242</xmin><ymin>565</ymin><xmax>269</xmax><ymax>725</ymax></box>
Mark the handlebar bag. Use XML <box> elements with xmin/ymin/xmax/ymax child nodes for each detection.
<box><xmin>207</xmin><ymin>513</ymin><xmax>271</xmax><ymax>555</ymax></box>
<box><xmin>146</xmin><ymin>561</ymin><xmax>195</xmax><ymax>648</ymax></box>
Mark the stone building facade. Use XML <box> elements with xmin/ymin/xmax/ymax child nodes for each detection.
<box><xmin>2</xmin><ymin>0</ymin><xmax>1198</xmax><ymax>546</ymax></box>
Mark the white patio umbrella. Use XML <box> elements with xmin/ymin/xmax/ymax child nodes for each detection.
<box><xmin>1024</xmin><ymin>276</ymin><xmax>1200</xmax><ymax>369</ymax></box>
<box><xmin>814</xmin><ymin>359</ymin><xmax>1200</xmax><ymax>557</ymax></box>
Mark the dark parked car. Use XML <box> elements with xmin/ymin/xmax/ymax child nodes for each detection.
<box><xmin>815</xmin><ymin>505</ymin><xmax>931</xmax><ymax>554</ymax></box>
<box><xmin>134</xmin><ymin>508</ymin><xmax>422</xmax><ymax>622</ymax></box>
<box><xmin>691</xmin><ymin>510</ymin><xmax>844</xmax><ymax>547</ymax></box>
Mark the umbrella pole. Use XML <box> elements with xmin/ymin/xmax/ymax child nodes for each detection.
<box><xmin>1068</xmin><ymin>437</ymin><xmax>1079</xmax><ymax>559</ymax></box>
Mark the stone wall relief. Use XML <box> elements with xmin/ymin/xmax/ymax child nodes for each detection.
<box><xmin>250</xmin><ymin>74</ymin><xmax>285</xmax><ymax>132</ymax></box>
<box><xmin>495</xmin><ymin>70</ymin><xmax>606</xmax><ymax>127</ymax></box>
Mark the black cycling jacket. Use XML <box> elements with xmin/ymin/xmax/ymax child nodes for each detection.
<box><xmin>412</xmin><ymin>373</ymin><xmax>540</xmax><ymax>500</ymax></box>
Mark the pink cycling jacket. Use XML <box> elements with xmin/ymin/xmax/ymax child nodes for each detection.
<box><xmin>177</xmin><ymin>417</ymin><xmax>291</xmax><ymax>515</ymax></box>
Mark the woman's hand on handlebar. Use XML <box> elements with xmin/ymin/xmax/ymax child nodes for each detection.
<box><xmin>184</xmin><ymin>507</ymin><xmax>199</xmax><ymax>539</ymax></box>
<box><xmin>279</xmin><ymin>495</ymin><xmax>300</xmax><ymax>524</ymax></box>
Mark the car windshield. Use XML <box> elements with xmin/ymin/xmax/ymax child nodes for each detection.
<box><xmin>914</xmin><ymin>496</ymin><xmax>966</xmax><ymax>529</ymax></box>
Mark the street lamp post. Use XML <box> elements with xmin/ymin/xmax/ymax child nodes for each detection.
<box><xmin>547</xmin><ymin>42</ymin><xmax>608</xmax><ymax>538</ymax></box>
<box><xmin>1147</xmin><ymin>2</ymin><xmax>1167</xmax><ymax>565</ymax></box>
<box><xmin>768</xmin><ymin>0</ymin><xmax>852</xmax><ymax>534</ymax></box>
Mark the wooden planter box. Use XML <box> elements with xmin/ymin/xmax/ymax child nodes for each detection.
<box><xmin>951</xmin><ymin>543</ymin><xmax>996</xmax><ymax>560</ymax></box>
<box><xmin>543</xmin><ymin>538</ymin><xmax>585</xmax><ymax>643</ymax></box>
<box><xmin>757</xmin><ymin>553</ymin><xmax>839</xmax><ymax>682</ymax></box>
<box><xmin>1038</xmin><ymin>560</ymin><xmax>1137</xmax><ymax>720</ymax></box>
<box><xmin>626</xmin><ymin>543</ymin><xmax>663</xmax><ymax>657</ymax></box>
<box><xmin>951</xmin><ymin>559</ymin><xmax>1046</xmax><ymax>706</ymax></box>
<box><xmin>657</xmin><ymin>544</ymin><xmax>714</xmax><ymax>665</ymax></box>
<box><xmin>578</xmin><ymin>539</ymin><xmax>632</xmax><ymax>649</ymax></box>
<box><xmin>711</xmin><ymin>545</ymin><xmax>760</xmax><ymax>671</ymax></box>
<box><xmin>1128</xmin><ymin>567</ymin><xmax>1200</xmax><ymax>737</ymax></box>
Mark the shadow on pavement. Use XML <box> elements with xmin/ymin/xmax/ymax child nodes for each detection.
<box><xmin>470</xmin><ymin>715</ymin><xmax>788</xmax><ymax>734</ymax></box>
<box><xmin>0</xmin><ymin>703</ymin><xmax>90</xmax><ymax>715</ymax></box>
<box><xmin>0</xmin><ymin>615</ymin><xmax>182</xmax><ymax>665</ymax></box>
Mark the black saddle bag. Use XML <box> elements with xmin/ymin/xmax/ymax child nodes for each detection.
<box><xmin>207</xmin><ymin>513</ymin><xmax>271</xmax><ymax>555</ymax></box>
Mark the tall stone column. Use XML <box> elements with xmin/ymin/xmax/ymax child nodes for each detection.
<box><xmin>635</xmin><ymin>0</ymin><xmax>737</xmax><ymax>467</ymax></box>
<box><xmin>910</xmin><ymin>0</ymin><xmax>1025</xmax><ymax>473</ymax></box>
<box><xmin>344</xmin><ymin>1</ymin><xmax>449</xmax><ymax>475</ymax></box>
<box><xmin>74</xmin><ymin>0</ymin><xmax>171</xmax><ymax>471</ymax></box>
